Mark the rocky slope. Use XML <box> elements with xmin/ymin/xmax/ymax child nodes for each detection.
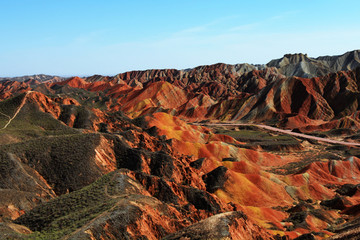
<box><xmin>267</xmin><ymin>50</ymin><xmax>360</xmax><ymax>78</ymax></box>
<box><xmin>13</xmin><ymin>64</ymin><xmax>358</xmax><ymax>132</ymax></box>
<box><xmin>1</xmin><ymin>50</ymin><xmax>360</xmax><ymax>239</ymax></box>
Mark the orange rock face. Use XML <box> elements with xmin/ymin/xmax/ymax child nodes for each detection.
<box><xmin>24</xmin><ymin>66</ymin><xmax>359</xmax><ymax>132</ymax></box>
<box><xmin>2</xmin><ymin>63</ymin><xmax>360</xmax><ymax>239</ymax></box>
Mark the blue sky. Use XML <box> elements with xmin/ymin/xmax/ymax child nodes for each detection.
<box><xmin>1</xmin><ymin>0</ymin><xmax>359</xmax><ymax>76</ymax></box>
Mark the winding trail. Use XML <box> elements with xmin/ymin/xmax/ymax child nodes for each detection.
<box><xmin>200</xmin><ymin>122</ymin><xmax>360</xmax><ymax>147</ymax></box>
<box><xmin>1</xmin><ymin>91</ymin><xmax>32</xmax><ymax>130</ymax></box>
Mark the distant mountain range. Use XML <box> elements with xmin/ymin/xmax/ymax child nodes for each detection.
<box><xmin>185</xmin><ymin>49</ymin><xmax>360</xmax><ymax>78</ymax></box>
<box><xmin>1</xmin><ymin>50</ymin><xmax>360</xmax><ymax>81</ymax></box>
<box><xmin>0</xmin><ymin>74</ymin><xmax>65</xmax><ymax>84</ymax></box>
<box><xmin>267</xmin><ymin>50</ymin><xmax>360</xmax><ymax>78</ymax></box>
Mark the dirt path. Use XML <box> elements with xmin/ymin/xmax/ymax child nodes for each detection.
<box><xmin>201</xmin><ymin>122</ymin><xmax>360</xmax><ymax>147</ymax></box>
<box><xmin>0</xmin><ymin>111</ymin><xmax>11</xmax><ymax>121</ymax></box>
<box><xmin>1</xmin><ymin>91</ymin><xmax>31</xmax><ymax>130</ymax></box>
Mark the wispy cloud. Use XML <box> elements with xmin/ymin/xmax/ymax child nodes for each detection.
<box><xmin>173</xmin><ymin>26</ymin><xmax>207</xmax><ymax>35</ymax></box>
<box><xmin>229</xmin><ymin>11</ymin><xmax>299</xmax><ymax>33</ymax></box>
<box><xmin>270</xmin><ymin>10</ymin><xmax>300</xmax><ymax>20</ymax></box>
<box><xmin>229</xmin><ymin>23</ymin><xmax>259</xmax><ymax>32</ymax></box>
<box><xmin>71</xmin><ymin>29</ymin><xmax>112</xmax><ymax>44</ymax></box>
<box><xmin>171</xmin><ymin>15</ymin><xmax>240</xmax><ymax>37</ymax></box>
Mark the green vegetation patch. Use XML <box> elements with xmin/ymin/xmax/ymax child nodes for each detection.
<box><xmin>0</xmin><ymin>94</ymin><xmax>25</xmax><ymax>117</ymax></box>
<box><xmin>50</xmin><ymin>86</ymin><xmax>111</xmax><ymax>110</ymax></box>
<box><xmin>0</xmin><ymin>133</ymin><xmax>102</xmax><ymax>195</ymax></box>
<box><xmin>0</xmin><ymin>99</ymin><xmax>78</xmax><ymax>141</ymax></box>
<box><xmin>15</xmin><ymin>172</ymin><xmax>119</xmax><ymax>239</ymax></box>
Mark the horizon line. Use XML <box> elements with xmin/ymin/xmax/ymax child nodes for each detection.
<box><xmin>1</xmin><ymin>49</ymin><xmax>358</xmax><ymax>78</ymax></box>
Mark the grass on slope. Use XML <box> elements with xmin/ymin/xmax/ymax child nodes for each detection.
<box><xmin>51</xmin><ymin>86</ymin><xmax>110</xmax><ymax>110</ymax></box>
<box><xmin>0</xmin><ymin>94</ymin><xmax>24</xmax><ymax>117</ymax></box>
<box><xmin>14</xmin><ymin>172</ymin><xmax>119</xmax><ymax>240</ymax></box>
<box><xmin>0</xmin><ymin>94</ymin><xmax>79</xmax><ymax>141</ymax></box>
<box><xmin>0</xmin><ymin>133</ymin><xmax>102</xmax><ymax>195</ymax></box>
<box><xmin>0</xmin><ymin>94</ymin><xmax>25</xmax><ymax>129</ymax></box>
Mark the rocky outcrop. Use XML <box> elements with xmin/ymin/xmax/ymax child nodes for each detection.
<box><xmin>163</xmin><ymin>211</ymin><xmax>276</xmax><ymax>240</ymax></box>
<box><xmin>0</xmin><ymin>80</ymin><xmax>31</xmax><ymax>99</ymax></box>
<box><xmin>203</xmin><ymin>166</ymin><xmax>229</xmax><ymax>193</ymax></box>
<box><xmin>267</xmin><ymin>50</ymin><xmax>360</xmax><ymax>78</ymax></box>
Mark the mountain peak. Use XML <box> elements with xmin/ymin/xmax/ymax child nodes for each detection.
<box><xmin>283</xmin><ymin>53</ymin><xmax>308</xmax><ymax>58</ymax></box>
<box><xmin>267</xmin><ymin>53</ymin><xmax>313</xmax><ymax>69</ymax></box>
<box><xmin>266</xmin><ymin>50</ymin><xmax>360</xmax><ymax>78</ymax></box>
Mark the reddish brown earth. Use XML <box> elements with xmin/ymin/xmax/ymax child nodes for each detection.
<box><xmin>1</xmin><ymin>61</ymin><xmax>360</xmax><ymax>239</ymax></box>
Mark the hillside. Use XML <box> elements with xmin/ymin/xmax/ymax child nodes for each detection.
<box><xmin>1</xmin><ymin>50</ymin><xmax>360</xmax><ymax>239</ymax></box>
<box><xmin>267</xmin><ymin>50</ymin><xmax>360</xmax><ymax>78</ymax></box>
